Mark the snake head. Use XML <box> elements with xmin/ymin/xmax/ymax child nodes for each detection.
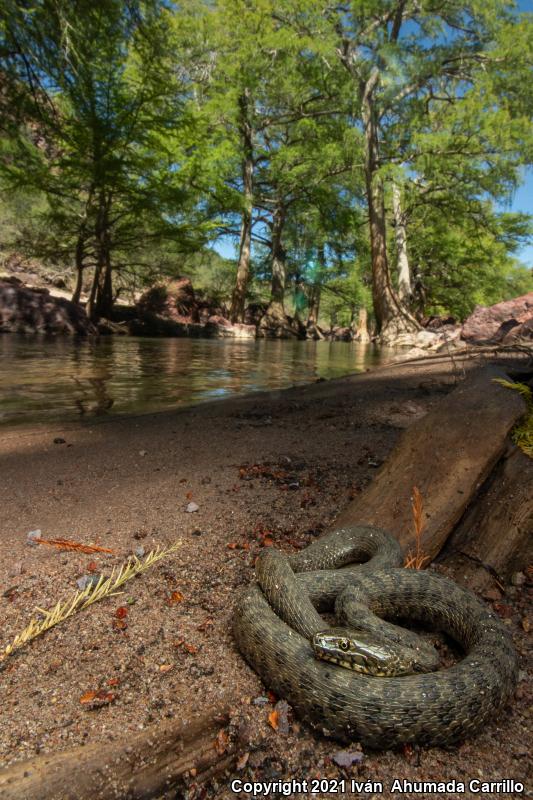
<box><xmin>312</xmin><ymin>628</ymin><xmax>413</xmax><ymax>677</ymax></box>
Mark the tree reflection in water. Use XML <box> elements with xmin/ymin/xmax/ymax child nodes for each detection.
<box><xmin>0</xmin><ymin>336</ymin><xmax>389</xmax><ymax>426</ymax></box>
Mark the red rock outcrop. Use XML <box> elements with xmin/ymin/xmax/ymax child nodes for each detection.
<box><xmin>461</xmin><ymin>292</ymin><xmax>533</xmax><ymax>344</ymax></box>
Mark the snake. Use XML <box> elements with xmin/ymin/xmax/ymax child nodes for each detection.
<box><xmin>233</xmin><ymin>525</ymin><xmax>518</xmax><ymax>748</ymax></box>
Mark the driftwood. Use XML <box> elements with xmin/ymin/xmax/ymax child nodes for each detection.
<box><xmin>0</xmin><ymin>707</ymin><xmax>234</xmax><ymax>800</ymax></box>
<box><xmin>437</xmin><ymin>445</ymin><xmax>533</xmax><ymax>591</ymax></box>
<box><xmin>335</xmin><ymin>365</ymin><xmax>528</xmax><ymax>561</ymax></box>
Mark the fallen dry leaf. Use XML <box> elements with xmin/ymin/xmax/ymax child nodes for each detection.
<box><xmin>268</xmin><ymin>709</ymin><xmax>279</xmax><ymax>730</ymax></box>
<box><xmin>79</xmin><ymin>690</ymin><xmax>98</xmax><ymax>705</ymax></box>
<box><xmin>215</xmin><ymin>728</ymin><xmax>229</xmax><ymax>755</ymax></box>
<box><xmin>112</xmin><ymin>618</ymin><xmax>128</xmax><ymax>631</ymax></box>
<box><xmin>173</xmin><ymin>639</ymin><xmax>198</xmax><ymax>654</ymax></box>
<box><xmin>166</xmin><ymin>590</ymin><xmax>184</xmax><ymax>606</ymax></box>
<box><xmin>80</xmin><ymin>690</ymin><xmax>116</xmax><ymax>707</ymax></box>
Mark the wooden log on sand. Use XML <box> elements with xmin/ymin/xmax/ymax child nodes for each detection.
<box><xmin>0</xmin><ymin>708</ymin><xmax>234</xmax><ymax>800</ymax></box>
<box><xmin>437</xmin><ymin>444</ymin><xmax>533</xmax><ymax>591</ymax></box>
<box><xmin>334</xmin><ymin>364</ymin><xmax>527</xmax><ymax>561</ymax></box>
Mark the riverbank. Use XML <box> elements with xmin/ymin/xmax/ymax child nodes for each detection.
<box><xmin>0</xmin><ymin>357</ymin><xmax>530</xmax><ymax>798</ymax></box>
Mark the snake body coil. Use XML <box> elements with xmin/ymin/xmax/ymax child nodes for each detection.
<box><xmin>233</xmin><ymin>525</ymin><xmax>518</xmax><ymax>747</ymax></box>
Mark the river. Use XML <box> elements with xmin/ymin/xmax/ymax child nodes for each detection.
<box><xmin>0</xmin><ymin>336</ymin><xmax>392</xmax><ymax>426</ymax></box>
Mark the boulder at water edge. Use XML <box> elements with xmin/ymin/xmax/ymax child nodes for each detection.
<box><xmin>0</xmin><ymin>278</ymin><xmax>96</xmax><ymax>335</ymax></box>
<box><xmin>461</xmin><ymin>292</ymin><xmax>533</xmax><ymax>344</ymax></box>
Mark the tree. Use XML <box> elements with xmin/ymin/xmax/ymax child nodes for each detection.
<box><xmin>0</xmin><ymin>0</ymin><xmax>206</xmax><ymax>319</ymax></box>
<box><xmin>277</xmin><ymin>0</ymin><xmax>533</xmax><ymax>339</ymax></box>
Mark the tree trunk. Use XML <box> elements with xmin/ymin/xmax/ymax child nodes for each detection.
<box><xmin>71</xmin><ymin>232</ymin><xmax>85</xmax><ymax>305</ymax></box>
<box><xmin>392</xmin><ymin>182</ymin><xmax>412</xmax><ymax>303</ymax></box>
<box><xmin>361</xmin><ymin>84</ymin><xmax>419</xmax><ymax>342</ymax></box>
<box><xmin>353</xmin><ymin>307</ymin><xmax>370</xmax><ymax>343</ymax></box>
<box><xmin>268</xmin><ymin>202</ymin><xmax>286</xmax><ymax>320</ymax></box>
<box><xmin>230</xmin><ymin>90</ymin><xmax>254</xmax><ymax>324</ymax></box>
<box><xmin>87</xmin><ymin>193</ymin><xmax>113</xmax><ymax>322</ymax></box>
<box><xmin>307</xmin><ymin>284</ymin><xmax>320</xmax><ymax>326</ymax></box>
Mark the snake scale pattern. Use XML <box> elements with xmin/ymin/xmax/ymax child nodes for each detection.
<box><xmin>233</xmin><ymin>525</ymin><xmax>518</xmax><ymax>748</ymax></box>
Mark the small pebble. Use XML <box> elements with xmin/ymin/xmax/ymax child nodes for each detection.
<box><xmin>135</xmin><ymin>546</ymin><xmax>146</xmax><ymax>558</ymax></box>
<box><xmin>139</xmin><ymin>450</ymin><xmax>148</xmax><ymax>457</ymax></box>
<box><xmin>252</xmin><ymin>696</ymin><xmax>269</xmax><ymax>706</ymax></box>
<box><xmin>76</xmin><ymin>575</ymin><xmax>103</xmax><ymax>591</ymax></box>
<box><xmin>186</xmin><ymin>502</ymin><xmax>199</xmax><ymax>513</ymax></box>
<box><xmin>26</xmin><ymin>529</ymin><xmax>41</xmax><ymax>546</ymax></box>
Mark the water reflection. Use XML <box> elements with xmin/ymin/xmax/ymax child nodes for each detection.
<box><xmin>0</xmin><ymin>336</ymin><xmax>390</xmax><ymax>426</ymax></box>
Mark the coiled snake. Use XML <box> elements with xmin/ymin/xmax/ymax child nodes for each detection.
<box><xmin>233</xmin><ymin>525</ymin><xmax>518</xmax><ymax>748</ymax></box>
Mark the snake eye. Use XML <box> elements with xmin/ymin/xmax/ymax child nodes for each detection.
<box><xmin>339</xmin><ymin>639</ymin><xmax>349</xmax><ymax>651</ymax></box>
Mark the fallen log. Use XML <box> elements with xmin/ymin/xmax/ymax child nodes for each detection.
<box><xmin>436</xmin><ymin>444</ymin><xmax>533</xmax><ymax>591</ymax></box>
<box><xmin>0</xmin><ymin>707</ymin><xmax>234</xmax><ymax>800</ymax></box>
<box><xmin>334</xmin><ymin>365</ymin><xmax>528</xmax><ymax>561</ymax></box>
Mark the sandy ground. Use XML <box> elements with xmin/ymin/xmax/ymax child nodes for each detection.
<box><xmin>0</xmin><ymin>357</ymin><xmax>530</xmax><ymax>799</ymax></box>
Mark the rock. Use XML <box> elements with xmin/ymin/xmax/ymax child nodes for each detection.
<box><xmin>273</xmin><ymin>699</ymin><xmax>290</xmax><ymax>735</ymax></box>
<box><xmin>134</xmin><ymin>277</ymin><xmax>255</xmax><ymax>339</ymax></box>
<box><xmin>76</xmin><ymin>575</ymin><xmax>103</xmax><ymax>591</ymax></box>
<box><xmin>137</xmin><ymin>277</ymin><xmax>199</xmax><ymax>323</ymax></box>
<box><xmin>204</xmin><ymin>315</ymin><xmax>255</xmax><ymax>339</ymax></box>
<box><xmin>186</xmin><ymin>502</ymin><xmax>199</xmax><ymax>513</ymax></box>
<box><xmin>252</xmin><ymin>696</ymin><xmax>270</xmax><ymax>706</ymax></box>
<box><xmin>0</xmin><ymin>280</ymin><xmax>96</xmax><ymax>335</ymax></box>
<box><xmin>26</xmin><ymin>529</ymin><xmax>42</xmax><ymax>546</ymax></box>
<box><xmin>332</xmin><ymin>750</ymin><xmax>364</xmax><ymax>768</ymax></box>
<box><xmin>257</xmin><ymin>307</ymin><xmax>306</xmax><ymax>339</ymax></box>
<box><xmin>135</xmin><ymin>546</ymin><xmax>146</xmax><ymax>558</ymax></box>
<box><xmin>461</xmin><ymin>292</ymin><xmax>533</xmax><ymax>344</ymax></box>
<box><xmin>511</xmin><ymin>571</ymin><xmax>526</xmax><ymax>587</ymax></box>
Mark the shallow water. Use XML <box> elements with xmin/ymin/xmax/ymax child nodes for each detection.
<box><xmin>0</xmin><ymin>336</ymin><xmax>391</xmax><ymax>426</ymax></box>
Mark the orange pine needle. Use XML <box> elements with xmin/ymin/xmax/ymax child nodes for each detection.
<box><xmin>404</xmin><ymin>485</ymin><xmax>429</xmax><ymax>569</ymax></box>
<box><xmin>33</xmin><ymin>537</ymin><xmax>115</xmax><ymax>555</ymax></box>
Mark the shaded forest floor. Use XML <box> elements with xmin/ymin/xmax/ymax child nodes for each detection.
<box><xmin>0</xmin><ymin>357</ymin><xmax>530</xmax><ymax>799</ymax></box>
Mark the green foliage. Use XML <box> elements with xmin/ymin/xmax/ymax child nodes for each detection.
<box><xmin>0</xmin><ymin>0</ymin><xmax>531</xmax><ymax>325</ymax></box>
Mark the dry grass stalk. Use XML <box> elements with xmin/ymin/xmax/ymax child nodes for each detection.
<box><xmin>404</xmin><ymin>486</ymin><xmax>430</xmax><ymax>569</ymax></box>
<box><xmin>33</xmin><ymin>537</ymin><xmax>115</xmax><ymax>554</ymax></box>
<box><xmin>0</xmin><ymin>539</ymin><xmax>182</xmax><ymax>664</ymax></box>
